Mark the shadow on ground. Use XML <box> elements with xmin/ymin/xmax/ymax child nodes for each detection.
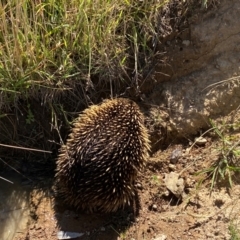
<box><xmin>53</xmin><ymin>192</ymin><xmax>141</xmax><ymax>240</ymax></box>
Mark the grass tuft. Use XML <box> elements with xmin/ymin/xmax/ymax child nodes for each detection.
<box><xmin>0</xmin><ymin>0</ymin><xmax>168</xmax><ymax>110</ymax></box>
<box><xmin>229</xmin><ymin>221</ymin><xmax>240</xmax><ymax>240</ymax></box>
<box><xmin>197</xmin><ymin>119</ymin><xmax>240</xmax><ymax>191</ymax></box>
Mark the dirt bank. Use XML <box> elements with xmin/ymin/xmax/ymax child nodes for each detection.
<box><xmin>148</xmin><ymin>0</ymin><xmax>240</xmax><ymax>149</ymax></box>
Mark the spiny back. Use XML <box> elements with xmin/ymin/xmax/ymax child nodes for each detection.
<box><xmin>55</xmin><ymin>98</ymin><xmax>150</xmax><ymax>212</ymax></box>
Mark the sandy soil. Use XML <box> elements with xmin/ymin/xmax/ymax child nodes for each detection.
<box><xmin>10</xmin><ymin>139</ymin><xmax>240</xmax><ymax>240</ymax></box>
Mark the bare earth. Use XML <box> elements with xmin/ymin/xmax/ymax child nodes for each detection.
<box><xmin>13</xmin><ymin>139</ymin><xmax>240</xmax><ymax>240</ymax></box>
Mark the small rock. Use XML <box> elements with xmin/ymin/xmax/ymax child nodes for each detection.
<box><xmin>185</xmin><ymin>178</ymin><xmax>195</xmax><ymax>188</ymax></box>
<box><xmin>152</xmin><ymin>234</ymin><xmax>167</xmax><ymax>240</ymax></box>
<box><xmin>136</xmin><ymin>183</ymin><xmax>143</xmax><ymax>190</ymax></box>
<box><xmin>152</xmin><ymin>204</ymin><xmax>158</xmax><ymax>211</ymax></box>
<box><xmin>100</xmin><ymin>227</ymin><xmax>105</xmax><ymax>231</ymax></box>
<box><xmin>163</xmin><ymin>190</ymin><xmax>170</xmax><ymax>197</ymax></box>
<box><xmin>194</xmin><ymin>136</ymin><xmax>207</xmax><ymax>145</ymax></box>
<box><xmin>57</xmin><ymin>231</ymin><xmax>84</xmax><ymax>239</ymax></box>
<box><xmin>164</xmin><ymin>172</ymin><xmax>185</xmax><ymax>198</ymax></box>
<box><xmin>168</xmin><ymin>164</ymin><xmax>176</xmax><ymax>171</ymax></box>
<box><xmin>185</xmin><ymin>147</ymin><xmax>191</xmax><ymax>155</ymax></box>
<box><xmin>170</xmin><ymin>148</ymin><xmax>182</xmax><ymax>163</ymax></box>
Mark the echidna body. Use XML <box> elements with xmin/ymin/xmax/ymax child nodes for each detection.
<box><xmin>55</xmin><ymin>98</ymin><xmax>150</xmax><ymax>212</ymax></box>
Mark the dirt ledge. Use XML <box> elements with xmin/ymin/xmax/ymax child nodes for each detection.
<box><xmin>147</xmin><ymin>0</ymin><xmax>240</xmax><ymax>146</ymax></box>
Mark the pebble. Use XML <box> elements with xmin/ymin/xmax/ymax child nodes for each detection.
<box><xmin>152</xmin><ymin>234</ymin><xmax>167</xmax><ymax>240</ymax></box>
<box><xmin>194</xmin><ymin>136</ymin><xmax>207</xmax><ymax>145</ymax></box>
<box><xmin>57</xmin><ymin>231</ymin><xmax>84</xmax><ymax>239</ymax></box>
<box><xmin>170</xmin><ymin>148</ymin><xmax>182</xmax><ymax>163</ymax></box>
<box><xmin>168</xmin><ymin>164</ymin><xmax>176</xmax><ymax>171</ymax></box>
<box><xmin>163</xmin><ymin>190</ymin><xmax>170</xmax><ymax>197</ymax></box>
<box><xmin>164</xmin><ymin>172</ymin><xmax>185</xmax><ymax>198</ymax></box>
<box><xmin>185</xmin><ymin>178</ymin><xmax>193</xmax><ymax>188</ymax></box>
<box><xmin>136</xmin><ymin>183</ymin><xmax>143</xmax><ymax>190</ymax></box>
<box><xmin>152</xmin><ymin>204</ymin><xmax>158</xmax><ymax>211</ymax></box>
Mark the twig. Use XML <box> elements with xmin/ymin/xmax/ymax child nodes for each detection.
<box><xmin>0</xmin><ymin>143</ymin><xmax>52</xmax><ymax>153</ymax></box>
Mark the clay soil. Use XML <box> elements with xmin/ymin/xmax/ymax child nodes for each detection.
<box><xmin>13</xmin><ymin>139</ymin><xmax>240</xmax><ymax>240</ymax></box>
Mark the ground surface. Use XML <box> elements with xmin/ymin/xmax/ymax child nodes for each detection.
<box><xmin>1</xmin><ymin>0</ymin><xmax>240</xmax><ymax>239</ymax></box>
<box><xmin>4</xmin><ymin>139</ymin><xmax>239</xmax><ymax>240</ymax></box>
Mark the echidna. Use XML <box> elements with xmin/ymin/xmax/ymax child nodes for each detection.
<box><xmin>55</xmin><ymin>98</ymin><xmax>150</xmax><ymax>212</ymax></box>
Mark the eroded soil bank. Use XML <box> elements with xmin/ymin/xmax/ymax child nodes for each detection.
<box><xmin>147</xmin><ymin>0</ymin><xmax>240</xmax><ymax>149</ymax></box>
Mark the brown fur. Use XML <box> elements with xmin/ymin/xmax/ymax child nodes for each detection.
<box><xmin>55</xmin><ymin>98</ymin><xmax>150</xmax><ymax>212</ymax></box>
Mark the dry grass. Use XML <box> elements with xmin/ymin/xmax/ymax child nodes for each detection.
<box><xmin>0</xmin><ymin>0</ymin><xmax>213</xmax><ymax>154</ymax></box>
<box><xmin>0</xmin><ymin>0</ymin><xmax>169</xmax><ymax>110</ymax></box>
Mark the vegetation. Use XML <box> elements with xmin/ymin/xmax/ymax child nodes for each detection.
<box><xmin>229</xmin><ymin>221</ymin><xmax>240</xmax><ymax>240</ymax></box>
<box><xmin>197</xmin><ymin>119</ymin><xmax>240</xmax><ymax>191</ymax></box>
<box><xmin>0</xmin><ymin>0</ymin><xmax>168</xmax><ymax>110</ymax></box>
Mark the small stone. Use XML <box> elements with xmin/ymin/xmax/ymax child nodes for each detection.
<box><xmin>136</xmin><ymin>183</ymin><xmax>143</xmax><ymax>190</ymax></box>
<box><xmin>152</xmin><ymin>204</ymin><xmax>158</xmax><ymax>211</ymax></box>
<box><xmin>185</xmin><ymin>147</ymin><xmax>191</xmax><ymax>155</ymax></box>
<box><xmin>164</xmin><ymin>172</ymin><xmax>185</xmax><ymax>198</ymax></box>
<box><xmin>152</xmin><ymin>234</ymin><xmax>167</xmax><ymax>240</ymax></box>
<box><xmin>185</xmin><ymin>178</ymin><xmax>191</xmax><ymax>187</ymax></box>
<box><xmin>168</xmin><ymin>164</ymin><xmax>176</xmax><ymax>171</ymax></box>
<box><xmin>100</xmin><ymin>227</ymin><xmax>105</xmax><ymax>231</ymax></box>
<box><xmin>194</xmin><ymin>136</ymin><xmax>207</xmax><ymax>145</ymax></box>
<box><xmin>57</xmin><ymin>231</ymin><xmax>84</xmax><ymax>239</ymax></box>
<box><xmin>170</xmin><ymin>148</ymin><xmax>182</xmax><ymax>163</ymax></box>
<box><xmin>163</xmin><ymin>190</ymin><xmax>170</xmax><ymax>197</ymax></box>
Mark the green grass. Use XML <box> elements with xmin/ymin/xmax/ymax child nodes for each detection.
<box><xmin>0</xmin><ymin>0</ymin><xmax>168</xmax><ymax>110</ymax></box>
<box><xmin>229</xmin><ymin>222</ymin><xmax>240</xmax><ymax>240</ymax></box>
<box><xmin>197</xmin><ymin>119</ymin><xmax>240</xmax><ymax>191</ymax></box>
<box><xmin>151</xmin><ymin>174</ymin><xmax>161</xmax><ymax>186</ymax></box>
